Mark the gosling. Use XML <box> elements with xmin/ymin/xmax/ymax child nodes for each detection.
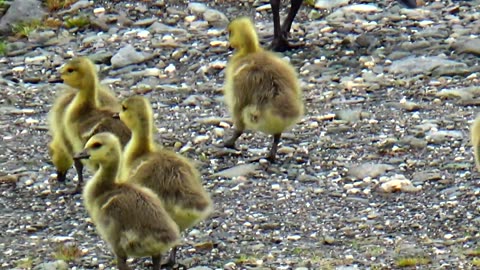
<box><xmin>75</xmin><ymin>132</ymin><xmax>180</xmax><ymax>270</ymax></box>
<box><xmin>61</xmin><ymin>57</ymin><xmax>131</xmax><ymax>192</ymax></box>
<box><xmin>119</xmin><ymin>95</ymin><xmax>212</xmax><ymax>267</ymax></box>
<box><xmin>48</xmin><ymin>80</ymin><xmax>120</xmax><ymax>183</ymax></box>
<box><xmin>223</xmin><ymin>17</ymin><xmax>304</xmax><ymax>162</ymax></box>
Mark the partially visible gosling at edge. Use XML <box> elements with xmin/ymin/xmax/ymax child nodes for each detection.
<box><xmin>471</xmin><ymin>115</ymin><xmax>480</xmax><ymax>171</ymax></box>
<box><xmin>223</xmin><ymin>17</ymin><xmax>304</xmax><ymax>162</ymax></box>
<box><xmin>119</xmin><ymin>96</ymin><xmax>212</xmax><ymax>267</ymax></box>
<box><xmin>74</xmin><ymin>132</ymin><xmax>180</xmax><ymax>270</ymax></box>
<box><xmin>48</xmin><ymin>78</ymin><xmax>121</xmax><ymax>183</ymax></box>
<box><xmin>61</xmin><ymin>57</ymin><xmax>131</xmax><ymax>192</ymax></box>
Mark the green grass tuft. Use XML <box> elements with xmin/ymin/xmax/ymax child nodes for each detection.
<box><xmin>15</xmin><ymin>257</ymin><xmax>34</xmax><ymax>269</ymax></box>
<box><xmin>0</xmin><ymin>40</ymin><xmax>7</xmax><ymax>56</ymax></box>
<box><xmin>46</xmin><ymin>0</ymin><xmax>78</xmax><ymax>11</ymax></box>
<box><xmin>65</xmin><ymin>15</ymin><xmax>90</xmax><ymax>29</ymax></box>
<box><xmin>53</xmin><ymin>242</ymin><xmax>82</xmax><ymax>262</ymax></box>
<box><xmin>11</xmin><ymin>20</ymin><xmax>41</xmax><ymax>38</ymax></box>
<box><xmin>395</xmin><ymin>257</ymin><xmax>430</xmax><ymax>267</ymax></box>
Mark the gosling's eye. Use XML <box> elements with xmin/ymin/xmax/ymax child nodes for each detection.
<box><xmin>66</xmin><ymin>68</ymin><xmax>74</xmax><ymax>73</ymax></box>
<box><xmin>122</xmin><ymin>105</ymin><xmax>127</xmax><ymax>111</ymax></box>
<box><xmin>91</xmin><ymin>142</ymin><xmax>102</xmax><ymax>149</ymax></box>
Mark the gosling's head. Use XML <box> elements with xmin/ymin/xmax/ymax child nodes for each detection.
<box><xmin>227</xmin><ymin>17</ymin><xmax>259</xmax><ymax>51</ymax></box>
<box><xmin>60</xmin><ymin>57</ymin><xmax>97</xmax><ymax>89</ymax></box>
<box><xmin>119</xmin><ymin>96</ymin><xmax>153</xmax><ymax>131</ymax></box>
<box><xmin>74</xmin><ymin>132</ymin><xmax>122</xmax><ymax>164</ymax></box>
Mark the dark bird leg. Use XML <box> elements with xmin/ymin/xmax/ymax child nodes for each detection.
<box><xmin>117</xmin><ymin>255</ymin><xmax>132</xmax><ymax>270</ymax></box>
<box><xmin>56</xmin><ymin>170</ymin><xmax>67</xmax><ymax>182</ymax></box>
<box><xmin>281</xmin><ymin>0</ymin><xmax>303</xmax><ymax>37</ymax></box>
<box><xmin>152</xmin><ymin>254</ymin><xmax>162</xmax><ymax>270</ymax></box>
<box><xmin>160</xmin><ymin>247</ymin><xmax>187</xmax><ymax>269</ymax></box>
<box><xmin>224</xmin><ymin>129</ymin><xmax>243</xmax><ymax>149</ymax></box>
<box><xmin>267</xmin><ymin>133</ymin><xmax>282</xmax><ymax>162</ymax></box>
<box><xmin>396</xmin><ymin>0</ymin><xmax>418</xmax><ymax>8</ymax></box>
<box><xmin>72</xmin><ymin>159</ymin><xmax>84</xmax><ymax>194</ymax></box>
<box><xmin>270</xmin><ymin>0</ymin><xmax>304</xmax><ymax>52</ymax></box>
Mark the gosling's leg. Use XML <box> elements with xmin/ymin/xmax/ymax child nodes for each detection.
<box><xmin>224</xmin><ymin>129</ymin><xmax>243</xmax><ymax>149</ymax></box>
<box><xmin>160</xmin><ymin>247</ymin><xmax>187</xmax><ymax>270</ymax></box>
<box><xmin>270</xmin><ymin>0</ymin><xmax>304</xmax><ymax>52</ymax></box>
<box><xmin>72</xmin><ymin>159</ymin><xmax>84</xmax><ymax>194</ymax></box>
<box><xmin>267</xmin><ymin>133</ymin><xmax>282</xmax><ymax>162</ymax></box>
<box><xmin>152</xmin><ymin>254</ymin><xmax>162</xmax><ymax>270</ymax></box>
<box><xmin>117</xmin><ymin>255</ymin><xmax>132</xmax><ymax>270</ymax></box>
<box><xmin>56</xmin><ymin>170</ymin><xmax>67</xmax><ymax>182</ymax></box>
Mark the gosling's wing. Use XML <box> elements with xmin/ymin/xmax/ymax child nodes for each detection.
<box><xmin>233</xmin><ymin>54</ymin><xmax>298</xmax><ymax>107</ymax></box>
<box><xmin>99</xmin><ymin>186</ymin><xmax>179</xmax><ymax>255</ymax></box>
<box><xmin>131</xmin><ymin>152</ymin><xmax>211</xmax><ymax>212</ymax></box>
<box><xmin>81</xmin><ymin>112</ymin><xmax>131</xmax><ymax>147</ymax></box>
<box><xmin>99</xmin><ymin>185</ymin><xmax>177</xmax><ymax>235</ymax></box>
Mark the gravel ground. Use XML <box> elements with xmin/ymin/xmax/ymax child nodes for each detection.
<box><xmin>1</xmin><ymin>0</ymin><xmax>480</xmax><ymax>269</ymax></box>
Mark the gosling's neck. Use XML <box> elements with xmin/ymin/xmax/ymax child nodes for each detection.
<box><xmin>125</xmin><ymin>121</ymin><xmax>155</xmax><ymax>159</ymax></box>
<box><xmin>234</xmin><ymin>33</ymin><xmax>262</xmax><ymax>58</ymax></box>
<box><xmin>83</xmin><ymin>157</ymin><xmax>120</xmax><ymax>203</ymax></box>
<box><xmin>75</xmin><ymin>68</ymin><xmax>100</xmax><ymax>109</ymax></box>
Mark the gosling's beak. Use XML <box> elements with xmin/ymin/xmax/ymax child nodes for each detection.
<box><xmin>112</xmin><ymin>113</ymin><xmax>120</xmax><ymax>119</ymax></box>
<box><xmin>73</xmin><ymin>150</ymin><xmax>90</xmax><ymax>160</ymax></box>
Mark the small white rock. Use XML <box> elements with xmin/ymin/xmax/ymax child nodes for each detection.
<box><xmin>210</xmin><ymin>40</ymin><xmax>228</xmax><ymax>47</ymax></box>
<box><xmin>25</xmin><ymin>55</ymin><xmax>47</xmax><ymax>64</ymax></box>
<box><xmin>214</xmin><ymin>127</ymin><xmax>224</xmax><ymax>137</ymax></box>
<box><xmin>277</xmin><ymin>146</ymin><xmax>295</xmax><ymax>154</ymax></box>
<box><xmin>271</xmin><ymin>184</ymin><xmax>281</xmax><ymax>190</ymax></box>
<box><xmin>12</xmin><ymin>66</ymin><xmax>25</xmax><ymax>72</ymax></box>
<box><xmin>287</xmin><ymin>235</ymin><xmax>301</xmax><ymax>241</ymax></box>
<box><xmin>144</xmin><ymin>68</ymin><xmax>161</xmax><ymax>77</ymax></box>
<box><xmin>219</xmin><ymin>121</ymin><xmax>231</xmax><ymax>128</ymax></box>
<box><xmin>256</xmin><ymin>4</ymin><xmax>271</xmax><ymax>11</ymax></box>
<box><xmin>193</xmin><ymin>135</ymin><xmax>209</xmax><ymax>144</ymax></box>
<box><xmin>207</xmin><ymin>29</ymin><xmax>223</xmax><ymax>36</ymax></box>
<box><xmin>164</xmin><ymin>64</ymin><xmax>176</xmax><ymax>73</ymax></box>
<box><xmin>137</xmin><ymin>30</ymin><xmax>150</xmax><ymax>38</ymax></box>
<box><xmin>93</xmin><ymin>7</ymin><xmax>105</xmax><ymax>15</ymax></box>
<box><xmin>185</xmin><ymin>15</ymin><xmax>196</xmax><ymax>23</ymax></box>
<box><xmin>25</xmin><ymin>118</ymin><xmax>39</xmax><ymax>124</ymax></box>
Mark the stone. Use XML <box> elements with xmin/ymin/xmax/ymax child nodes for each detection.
<box><xmin>348</xmin><ymin>163</ymin><xmax>395</xmax><ymax>179</ymax></box>
<box><xmin>33</xmin><ymin>260</ymin><xmax>68</xmax><ymax>270</ymax></box>
<box><xmin>111</xmin><ymin>45</ymin><xmax>151</xmax><ymax>69</ymax></box>
<box><xmin>454</xmin><ymin>38</ymin><xmax>480</xmax><ymax>56</ymax></box>
<box><xmin>388</xmin><ymin>56</ymin><xmax>467</xmax><ymax>76</ymax></box>
<box><xmin>213</xmin><ymin>164</ymin><xmax>259</xmax><ymax>178</ymax></box>
<box><xmin>149</xmin><ymin>22</ymin><xmax>187</xmax><ymax>35</ymax></box>
<box><xmin>203</xmin><ymin>8</ymin><xmax>229</xmax><ymax>28</ymax></box>
<box><xmin>0</xmin><ymin>0</ymin><xmax>46</xmax><ymax>34</ymax></box>
<box><xmin>315</xmin><ymin>0</ymin><xmax>349</xmax><ymax>9</ymax></box>
<box><xmin>133</xmin><ymin>17</ymin><xmax>157</xmax><ymax>27</ymax></box>
<box><xmin>188</xmin><ymin>2</ymin><xmax>208</xmax><ymax>15</ymax></box>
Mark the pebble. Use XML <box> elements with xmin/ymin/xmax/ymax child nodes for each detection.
<box><xmin>287</xmin><ymin>235</ymin><xmax>301</xmax><ymax>241</ymax></box>
<box><xmin>188</xmin><ymin>2</ymin><xmax>208</xmax><ymax>15</ymax></box>
<box><xmin>111</xmin><ymin>44</ymin><xmax>150</xmax><ymax>68</ymax></box>
<box><xmin>165</xmin><ymin>63</ymin><xmax>176</xmax><ymax>73</ymax></box>
<box><xmin>193</xmin><ymin>134</ymin><xmax>209</xmax><ymax>144</ymax></box>
<box><xmin>25</xmin><ymin>56</ymin><xmax>47</xmax><ymax>64</ymax></box>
